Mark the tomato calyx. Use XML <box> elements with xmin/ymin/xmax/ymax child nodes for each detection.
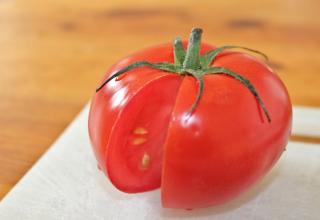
<box><xmin>96</xmin><ymin>28</ymin><xmax>271</xmax><ymax>122</ymax></box>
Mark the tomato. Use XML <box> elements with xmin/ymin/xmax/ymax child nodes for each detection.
<box><xmin>88</xmin><ymin>28</ymin><xmax>292</xmax><ymax>209</ymax></box>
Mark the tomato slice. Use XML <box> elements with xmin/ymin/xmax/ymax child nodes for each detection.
<box><xmin>106</xmin><ymin>75</ymin><xmax>182</xmax><ymax>193</ymax></box>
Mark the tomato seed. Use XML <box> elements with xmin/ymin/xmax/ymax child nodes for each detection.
<box><xmin>132</xmin><ymin>137</ymin><xmax>147</xmax><ymax>145</ymax></box>
<box><xmin>133</xmin><ymin>127</ymin><xmax>148</xmax><ymax>135</ymax></box>
<box><xmin>140</xmin><ymin>152</ymin><xmax>150</xmax><ymax>170</ymax></box>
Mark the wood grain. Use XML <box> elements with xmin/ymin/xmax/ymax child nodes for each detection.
<box><xmin>0</xmin><ymin>0</ymin><xmax>319</xmax><ymax>199</ymax></box>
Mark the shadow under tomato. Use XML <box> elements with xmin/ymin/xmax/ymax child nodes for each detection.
<box><xmin>159</xmin><ymin>164</ymin><xmax>281</xmax><ymax>218</ymax></box>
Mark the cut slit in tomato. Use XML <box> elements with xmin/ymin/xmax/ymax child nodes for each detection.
<box><xmin>106</xmin><ymin>75</ymin><xmax>182</xmax><ymax>193</ymax></box>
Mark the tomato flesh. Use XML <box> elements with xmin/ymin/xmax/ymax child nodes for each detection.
<box><xmin>106</xmin><ymin>75</ymin><xmax>182</xmax><ymax>193</ymax></box>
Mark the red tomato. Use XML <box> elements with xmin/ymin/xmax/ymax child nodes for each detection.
<box><xmin>88</xmin><ymin>28</ymin><xmax>292</xmax><ymax>209</ymax></box>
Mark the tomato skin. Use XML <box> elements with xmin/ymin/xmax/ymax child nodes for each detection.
<box><xmin>89</xmin><ymin>41</ymin><xmax>292</xmax><ymax>209</ymax></box>
<box><xmin>161</xmin><ymin>52</ymin><xmax>292</xmax><ymax>208</ymax></box>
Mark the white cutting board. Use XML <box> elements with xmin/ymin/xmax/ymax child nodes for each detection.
<box><xmin>0</xmin><ymin>105</ymin><xmax>320</xmax><ymax>220</ymax></box>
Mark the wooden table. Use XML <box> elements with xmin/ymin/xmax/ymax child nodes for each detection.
<box><xmin>0</xmin><ymin>0</ymin><xmax>319</xmax><ymax>200</ymax></box>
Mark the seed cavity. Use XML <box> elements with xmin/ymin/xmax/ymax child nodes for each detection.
<box><xmin>132</xmin><ymin>137</ymin><xmax>146</xmax><ymax>145</ymax></box>
<box><xmin>140</xmin><ymin>152</ymin><xmax>150</xmax><ymax>170</ymax></box>
<box><xmin>133</xmin><ymin>127</ymin><xmax>148</xmax><ymax>135</ymax></box>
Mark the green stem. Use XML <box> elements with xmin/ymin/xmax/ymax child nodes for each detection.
<box><xmin>173</xmin><ymin>37</ymin><xmax>186</xmax><ymax>66</ymax></box>
<box><xmin>200</xmin><ymin>45</ymin><xmax>268</xmax><ymax>68</ymax></box>
<box><xmin>202</xmin><ymin>66</ymin><xmax>271</xmax><ymax>122</ymax></box>
<box><xmin>95</xmin><ymin>28</ymin><xmax>272</xmax><ymax>123</ymax></box>
<box><xmin>185</xmin><ymin>70</ymin><xmax>204</xmax><ymax>115</ymax></box>
<box><xmin>182</xmin><ymin>28</ymin><xmax>203</xmax><ymax>70</ymax></box>
<box><xmin>95</xmin><ymin>61</ymin><xmax>179</xmax><ymax>92</ymax></box>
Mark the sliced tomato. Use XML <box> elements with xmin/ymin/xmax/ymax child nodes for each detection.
<box><xmin>88</xmin><ymin>43</ymin><xmax>175</xmax><ymax>172</ymax></box>
<box><xmin>106</xmin><ymin>74</ymin><xmax>181</xmax><ymax>192</ymax></box>
<box><xmin>89</xmin><ymin>37</ymin><xmax>291</xmax><ymax>209</ymax></box>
